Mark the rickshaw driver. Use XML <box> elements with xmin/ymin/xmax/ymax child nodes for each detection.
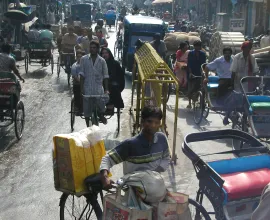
<box><xmin>79</xmin><ymin>41</ymin><xmax>109</xmax><ymax>126</ymax></box>
<box><xmin>61</xmin><ymin>26</ymin><xmax>78</xmax><ymax>53</ymax></box>
<box><xmin>0</xmin><ymin>43</ymin><xmax>25</xmax><ymax>84</ymax></box>
<box><xmin>204</xmin><ymin>47</ymin><xmax>234</xmax><ymax>99</ymax></box>
<box><xmin>100</xmin><ymin>106</ymin><xmax>170</xmax><ymax>189</ymax></box>
<box><xmin>222</xmin><ymin>41</ymin><xmax>259</xmax><ymax>125</ymax></box>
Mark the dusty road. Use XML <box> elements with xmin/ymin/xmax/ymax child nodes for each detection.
<box><xmin>0</xmin><ymin>27</ymin><xmax>241</xmax><ymax>220</ymax></box>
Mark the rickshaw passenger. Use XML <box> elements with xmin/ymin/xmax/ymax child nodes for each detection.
<box><xmin>61</xmin><ymin>26</ymin><xmax>78</xmax><ymax>53</ymax></box>
<box><xmin>0</xmin><ymin>43</ymin><xmax>25</xmax><ymax>85</ymax></box>
<box><xmin>204</xmin><ymin>47</ymin><xmax>234</xmax><ymax>99</ymax></box>
<box><xmin>150</xmin><ymin>33</ymin><xmax>167</xmax><ymax>60</ymax></box>
<box><xmin>100</xmin><ymin>48</ymin><xmax>125</xmax><ymax>115</ymax></box>
<box><xmin>71</xmin><ymin>50</ymin><xmax>84</xmax><ymax>113</ymax></box>
<box><xmin>28</xmin><ymin>24</ymin><xmax>40</xmax><ymax>42</ymax></box>
<box><xmin>39</xmin><ymin>24</ymin><xmax>56</xmax><ymax>48</ymax></box>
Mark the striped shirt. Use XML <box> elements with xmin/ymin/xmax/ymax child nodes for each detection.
<box><xmin>100</xmin><ymin>131</ymin><xmax>170</xmax><ymax>174</ymax></box>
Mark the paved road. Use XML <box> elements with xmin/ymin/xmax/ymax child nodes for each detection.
<box><xmin>0</xmin><ymin>27</ymin><xmax>238</xmax><ymax>219</ymax></box>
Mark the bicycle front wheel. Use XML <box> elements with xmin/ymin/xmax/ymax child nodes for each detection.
<box><xmin>59</xmin><ymin>193</ymin><xmax>102</xmax><ymax>220</ymax></box>
<box><xmin>188</xmin><ymin>198</ymin><xmax>211</xmax><ymax>220</ymax></box>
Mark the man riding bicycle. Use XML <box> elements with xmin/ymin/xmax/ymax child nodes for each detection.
<box><xmin>187</xmin><ymin>40</ymin><xmax>206</xmax><ymax>108</ymax></box>
<box><xmin>0</xmin><ymin>43</ymin><xmax>24</xmax><ymax>84</ymax></box>
<box><xmin>100</xmin><ymin>105</ymin><xmax>170</xmax><ymax>189</ymax></box>
<box><xmin>79</xmin><ymin>41</ymin><xmax>109</xmax><ymax>126</ymax></box>
<box><xmin>204</xmin><ymin>47</ymin><xmax>234</xmax><ymax>99</ymax></box>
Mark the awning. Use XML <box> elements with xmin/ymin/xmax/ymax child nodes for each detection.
<box><xmin>152</xmin><ymin>0</ymin><xmax>172</xmax><ymax>4</ymax></box>
<box><xmin>4</xmin><ymin>10</ymin><xmax>28</xmax><ymax>22</ymax></box>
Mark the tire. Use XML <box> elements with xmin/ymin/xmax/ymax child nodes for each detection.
<box><xmin>202</xmin><ymin>100</ymin><xmax>210</xmax><ymax>119</ymax></box>
<box><xmin>188</xmin><ymin>198</ymin><xmax>211</xmax><ymax>220</ymax></box>
<box><xmin>59</xmin><ymin>193</ymin><xmax>102</xmax><ymax>220</ymax></box>
<box><xmin>193</xmin><ymin>91</ymin><xmax>204</xmax><ymax>125</ymax></box>
<box><xmin>57</xmin><ymin>56</ymin><xmax>61</xmax><ymax>77</ymax></box>
<box><xmin>232</xmin><ymin>112</ymin><xmax>247</xmax><ymax>152</ymax></box>
<box><xmin>15</xmin><ymin>101</ymin><xmax>25</xmax><ymax>140</ymax></box>
<box><xmin>70</xmin><ymin>98</ymin><xmax>75</xmax><ymax>131</ymax></box>
<box><xmin>117</xmin><ymin>108</ymin><xmax>120</xmax><ymax>132</ymax></box>
<box><xmin>51</xmin><ymin>54</ymin><xmax>54</xmax><ymax>74</ymax></box>
<box><xmin>25</xmin><ymin>53</ymin><xmax>29</xmax><ymax>74</ymax></box>
<box><xmin>91</xmin><ymin>108</ymin><xmax>99</xmax><ymax>126</ymax></box>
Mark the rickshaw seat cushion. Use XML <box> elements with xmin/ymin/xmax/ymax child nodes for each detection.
<box><xmin>0</xmin><ymin>81</ymin><xmax>17</xmax><ymax>94</ymax></box>
<box><xmin>250</xmin><ymin>102</ymin><xmax>270</xmax><ymax>110</ymax></box>
<box><xmin>247</xmin><ymin>95</ymin><xmax>270</xmax><ymax>103</ymax></box>
<box><xmin>221</xmin><ymin>168</ymin><xmax>270</xmax><ymax>201</ymax></box>
<box><xmin>207</xmin><ymin>76</ymin><xmax>219</xmax><ymax>90</ymax></box>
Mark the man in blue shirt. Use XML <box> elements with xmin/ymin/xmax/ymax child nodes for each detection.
<box><xmin>204</xmin><ymin>47</ymin><xmax>234</xmax><ymax>98</ymax></box>
<box><xmin>187</xmin><ymin>40</ymin><xmax>206</xmax><ymax>108</ymax></box>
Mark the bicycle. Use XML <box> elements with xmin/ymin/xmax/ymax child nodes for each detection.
<box><xmin>59</xmin><ymin>174</ymin><xmax>211</xmax><ymax>220</ymax></box>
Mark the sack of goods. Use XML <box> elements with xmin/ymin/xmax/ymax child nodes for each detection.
<box><xmin>164</xmin><ymin>32</ymin><xmax>201</xmax><ymax>53</ymax></box>
<box><xmin>52</xmin><ymin>126</ymin><xmax>107</xmax><ymax>195</ymax></box>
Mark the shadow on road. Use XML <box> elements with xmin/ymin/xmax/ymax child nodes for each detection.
<box><xmin>23</xmin><ymin>69</ymin><xmax>49</xmax><ymax>79</ymax></box>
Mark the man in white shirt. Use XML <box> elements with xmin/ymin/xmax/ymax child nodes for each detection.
<box><xmin>27</xmin><ymin>24</ymin><xmax>40</xmax><ymax>42</ymax></box>
<box><xmin>204</xmin><ymin>47</ymin><xmax>234</xmax><ymax>98</ymax></box>
<box><xmin>260</xmin><ymin>29</ymin><xmax>270</xmax><ymax>49</ymax></box>
<box><xmin>222</xmin><ymin>41</ymin><xmax>259</xmax><ymax>125</ymax></box>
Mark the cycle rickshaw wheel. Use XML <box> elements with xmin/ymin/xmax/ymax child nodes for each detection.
<box><xmin>59</xmin><ymin>193</ymin><xmax>101</xmax><ymax>220</ymax></box>
<box><xmin>15</xmin><ymin>101</ymin><xmax>25</xmax><ymax>140</ymax></box>
<box><xmin>202</xmin><ymin>101</ymin><xmax>210</xmax><ymax>119</ymax></box>
<box><xmin>50</xmin><ymin>54</ymin><xmax>54</xmax><ymax>74</ymax></box>
<box><xmin>117</xmin><ymin>108</ymin><xmax>121</xmax><ymax>132</ymax></box>
<box><xmin>57</xmin><ymin>56</ymin><xmax>61</xmax><ymax>77</ymax></box>
<box><xmin>25</xmin><ymin>53</ymin><xmax>29</xmax><ymax>74</ymax></box>
<box><xmin>188</xmin><ymin>198</ymin><xmax>211</xmax><ymax>220</ymax></box>
<box><xmin>232</xmin><ymin>112</ymin><xmax>246</xmax><ymax>151</ymax></box>
<box><xmin>70</xmin><ymin>98</ymin><xmax>75</xmax><ymax>131</ymax></box>
<box><xmin>114</xmin><ymin>41</ymin><xmax>117</xmax><ymax>58</ymax></box>
<box><xmin>193</xmin><ymin>91</ymin><xmax>204</xmax><ymax>125</ymax></box>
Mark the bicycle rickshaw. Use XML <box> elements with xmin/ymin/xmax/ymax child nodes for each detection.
<box><xmin>0</xmin><ymin>72</ymin><xmax>25</xmax><ymax>140</ymax></box>
<box><xmin>183</xmin><ymin>129</ymin><xmax>270</xmax><ymax>220</ymax></box>
<box><xmin>57</xmin><ymin>49</ymin><xmax>75</xmax><ymax>86</ymax></box>
<box><xmin>233</xmin><ymin>76</ymin><xmax>270</xmax><ymax>146</ymax></box>
<box><xmin>192</xmin><ymin>64</ymin><xmax>243</xmax><ymax>127</ymax></box>
<box><xmin>104</xmin><ymin>12</ymin><xmax>116</xmax><ymax>29</ymax></box>
<box><xmin>24</xmin><ymin>41</ymin><xmax>54</xmax><ymax>74</ymax></box>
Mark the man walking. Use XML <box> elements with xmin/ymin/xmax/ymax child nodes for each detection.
<box><xmin>79</xmin><ymin>41</ymin><xmax>109</xmax><ymax>126</ymax></box>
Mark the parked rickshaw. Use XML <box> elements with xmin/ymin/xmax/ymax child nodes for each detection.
<box><xmin>122</xmin><ymin>15</ymin><xmax>166</xmax><ymax>72</ymax></box>
<box><xmin>183</xmin><ymin>129</ymin><xmax>269</xmax><ymax>220</ymax></box>
<box><xmin>71</xmin><ymin>3</ymin><xmax>92</xmax><ymax>27</ymax></box>
<box><xmin>0</xmin><ymin>72</ymin><xmax>25</xmax><ymax>140</ymax></box>
<box><xmin>24</xmin><ymin>41</ymin><xmax>54</xmax><ymax>74</ymax></box>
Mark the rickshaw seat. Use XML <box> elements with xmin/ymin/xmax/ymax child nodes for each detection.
<box><xmin>0</xmin><ymin>73</ymin><xmax>17</xmax><ymax>95</ymax></box>
<box><xmin>221</xmin><ymin>168</ymin><xmax>270</xmax><ymax>201</ymax></box>
<box><xmin>207</xmin><ymin>76</ymin><xmax>219</xmax><ymax>91</ymax></box>
<box><xmin>208</xmin><ymin>154</ymin><xmax>270</xmax><ymax>203</ymax></box>
<box><xmin>247</xmin><ymin>96</ymin><xmax>270</xmax><ymax>113</ymax></box>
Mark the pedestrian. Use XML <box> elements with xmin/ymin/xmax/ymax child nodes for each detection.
<box><xmin>71</xmin><ymin>49</ymin><xmax>84</xmax><ymax>113</ymax></box>
<box><xmin>174</xmin><ymin>20</ymin><xmax>182</xmax><ymax>32</ymax></box>
<box><xmin>79</xmin><ymin>41</ymin><xmax>109</xmax><ymax>126</ymax></box>
<box><xmin>187</xmin><ymin>40</ymin><xmax>206</xmax><ymax>109</ymax></box>
<box><xmin>150</xmin><ymin>33</ymin><xmax>167</xmax><ymax>60</ymax></box>
<box><xmin>100</xmin><ymin>47</ymin><xmax>125</xmax><ymax>115</ymax></box>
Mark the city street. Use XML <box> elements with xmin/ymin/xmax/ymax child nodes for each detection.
<box><xmin>0</xmin><ymin>27</ymin><xmax>235</xmax><ymax>219</ymax></box>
